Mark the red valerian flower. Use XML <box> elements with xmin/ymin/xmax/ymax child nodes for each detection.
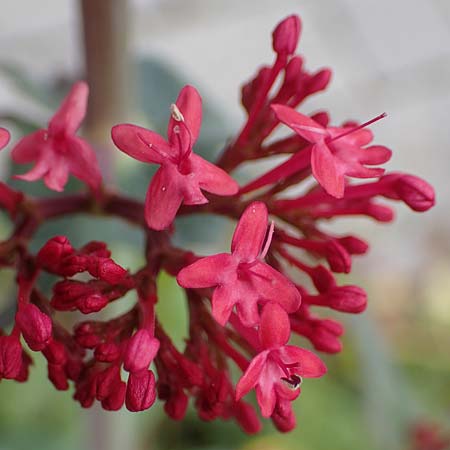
<box><xmin>111</xmin><ymin>85</ymin><xmax>239</xmax><ymax>230</ymax></box>
<box><xmin>241</xmin><ymin>106</ymin><xmax>391</xmax><ymax>198</ymax></box>
<box><xmin>235</xmin><ymin>302</ymin><xmax>326</xmax><ymax>417</ymax></box>
<box><xmin>271</xmin><ymin>105</ymin><xmax>392</xmax><ymax>197</ymax></box>
<box><xmin>177</xmin><ymin>201</ymin><xmax>301</xmax><ymax>326</ymax></box>
<box><xmin>8</xmin><ymin>81</ymin><xmax>102</xmax><ymax>192</ymax></box>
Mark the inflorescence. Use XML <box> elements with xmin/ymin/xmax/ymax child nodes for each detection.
<box><xmin>0</xmin><ymin>15</ymin><xmax>435</xmax><ymax>433</ymax></box>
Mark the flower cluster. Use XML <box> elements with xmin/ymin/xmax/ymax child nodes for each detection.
<box><xmin>0</xmin><ymin>15</ymin><xmax>434</xmax><ymax>433</ymax></box>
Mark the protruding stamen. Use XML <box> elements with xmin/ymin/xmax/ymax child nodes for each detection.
<box><xmin>328</xmin><ymin>112</ymin><xmax>387</xmax><ymax>143</ymax></box>
<box><xmin>260</xmin><ymin>221</ymin><xmax>275</xmax><ymax>260</ymax></box>
<box><xmin>170</xmin><ymin>103</ymin><xmax>185</xmax><ymax>122</ymax></box>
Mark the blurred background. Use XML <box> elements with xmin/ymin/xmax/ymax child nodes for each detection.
<box><xmin>0</xmin><ymin>1</ymin><xmax>449</xmax><ymax>449</ymax></box>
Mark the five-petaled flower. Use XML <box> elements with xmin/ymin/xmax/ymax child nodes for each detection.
<box><xmin>247</xmin><ymin>105</ymin><xmax>392</xmax><ymax>198</ymax></box>
<box><xmin>112</xmin><ymin>85</ymin><xmax>239</xmax><ymax>230</ymax></box>
<box><xmin>7</xmin><ymin>82</ymin><xmax>102</xmax><ymax>192</ymax></box>
<box><xmin>177</xmin><ymin>201</ymin><xmax>301</xmax><ymax>326</ymax></box>
<box><xmin>236</xmin><ymin>302</ymin><xmax>326</xmax><ymax>417</ymax></box>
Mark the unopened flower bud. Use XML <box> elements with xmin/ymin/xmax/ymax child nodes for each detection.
<box><xmin>126</xmin><ymin>370</ymin><xmax>156</xmax><ymax>412</ymax></box>
<box><xmin>15</xmin><ymin>303</ymin><xmax>52</xmax><ymax>351</ymax></box>
<box><xmin>123</xmin><ymin>329</ymin><xmax>159</xmax><ymax>373</ymax></box>
<box><xmin>272</xmin><ymin>15</ymin><xmax>301</xmax><ymax>56</ymax></box>
<box><xmin>0</xmin><ymin>334</ymin><xmax>23</xmax><ymax>379</ymax></box>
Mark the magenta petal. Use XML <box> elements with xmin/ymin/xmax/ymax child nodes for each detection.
<box><xmin>311</xmin><ymin>140</ymin><xmax>345</xmax><ymax>198</ymax></box>
<box><xmin>176</xmin><ymin>253</ymin><xmax>232</xmax><ymax>288</ymax></box>
<box><xmin>250</xmin><ymin>262</ymin><xmax>301</xmax><ymax>313</ymax></box>
<box><xmin>279</xmin><ymin>345</ymin><xmax>327</xmax><ymax>378</ymax></box>
<box><xmin>235</xmin><ymin>299</ymin><xmax>259</xmax><ymax>328</ymax></box>
<box><xmin>44</xmin><ymin>156</ymin><xmax>70</xmax><ymax>192</ymax></box>
<box><xmin>259</xmin><ymin>302</ymin><xmax>290</xmax><ymax>349</ymax></box>
<box><xmin>190</xmin><ymin>154</ymin><xmax>239</xmax><ymax>196</ymax></box>
<box><xmin>272</xmin><ymin>104</ymin><xmax>327</xmax><ymax>143</ymax></box>
<box><xmin>11</xmin><ymin>130</ymin><xmax>46</xmax><ymax>163</ymax></box>
<box><xmin>168</xmin><ymin>85</ymin><xmax>202</xmax><ymax>144</ymax></box>
<box><xmin>360</xmin><ymin>145</ymin><xmax>392</xmax><ymax>165</ymax></box>
<box><xmin>256</xmin><ymin>384</ymin><xmax>277</xmax><ymax>418</ymax></box>
<box><xmin>211</xmin><ymin>284</ymin><xmax>237</xmax><ymax>326</ymax></box>
<box><xmin>111</xmin><ymin>124</ymin><xmax>174</xmax><ymax>164</ymax></box>
<box><xmin>67</xmin><ymin>137</ymin><xmax>102</xmax><ymax>190</ymax></box>
<box><xmin>14</xmin><ymin>157</ymin><xmax>50</xmax><ymax>182</ymax></box>
<box><xmin>236</xmin><ymin>351</ymin><xmax>268</xmax><ymax>400</ymax></box>
<box><xmin>0</xmin><ymin>128</ymin><xmax>10</xmax><ymax>150</ymax></box>
<box><xmin>48</xmin><ymin>81</ymin><xmax>88</xmax><ymax>135</ymax></box>
<box><xmin>231</xmin><ymin>201</ymin><xmax>268</xmax><ymax>261</ymax></box>
<box><xmin>145</xmin><ymin>166</ymin><xmax>183</xmax><ymax>230</ymax></box>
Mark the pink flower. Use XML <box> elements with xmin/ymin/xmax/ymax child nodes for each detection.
<box><xmin>177</xmin><ymin>201</ymin><xmax>301</xmax><ymax>326</ymax></box>
<box><xmin>271</xmin><ymin>105</ymin><xmax>391</xmax><ymax>197</ymax></box>
<box><xmin>0</xmin><ymin>128</ymin><xmax>10</xmax><ymax>149</ymax></box>
<box><xmin>236</xmin><ymin>303</ymin><xmax>326</xmax><ymax>417</ymax></box>
<box><xmin>9</xmin><ymin>81</ymin><xmax>101</xmax><ymax>192</ymax></box>
<box><xmin>111</xmin><ymin>85</ymin><xmax>239</xmax><ymax>230</ymax></box>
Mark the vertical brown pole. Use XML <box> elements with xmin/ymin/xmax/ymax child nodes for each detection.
<box><xmin>79</xmin><ymin>0</ymin><xmax>131</xmax><ymax>180</ymax></box>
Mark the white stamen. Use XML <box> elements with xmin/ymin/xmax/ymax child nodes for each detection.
<box><xmin>170</xmin><ymin>103</ymin><xmax>185</xmax><ymax>122</ymax></box>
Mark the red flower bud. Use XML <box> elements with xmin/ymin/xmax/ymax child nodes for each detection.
<box><xmin>37</xmin><ymin>236</ymin><xmax>74</xmax><ymax>273</ymax></box>
<box><xmin>126</xmin><ymin>370</ymin><xmax>156</xmax><ymax>412</ymax></box>
<box><xmin>94</xmin><ymin>342</ymin><xmax>120</xmax><ymax>362</ymax></box>
<box><xmin>123</xmin><ymin>329</ymin><xmax>159</xmax><ymax>373</ymax></box>
<box><xmin>328</xmin><ymin>286</ymin><xmax>367</xmax><ymax>313</ymax></box>
<box><xmin>48</xmin><ymin>363</ymin><xmax>69</xmax><ymax>390</ymax></box>
<box><xmin>102</xmin><ymin>381</ymin><xmax>126</xmax><ymax>411</ymax></box>
<box><xmin>393</xmin><ymin>175</ymin><xmax>435</xmax><ymax>212</ymax></box>
<box><xmin>0</xmin><ymin>334</ymin><xmax>23</xmax><ymax>379</ymax></box>
<box><xmin>272</xmin><ymin>15</ymin><xmax>301</xmax><ymax>56</ymax></box>
<box><xmin>15</xmin><ymin>303</ymin><xmax>52</xmax><ymax>351</ymax></box>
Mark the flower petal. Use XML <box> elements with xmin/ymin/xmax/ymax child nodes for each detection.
<box><xmin>211</xmin><ymin>284</ymin><xmax>238</xmax><ymax>326</ymax></box>
<box><xmin>66</xmin><ymin>137</ymin><xmax>102</xmax><ymax>190</ymax></box>
<box><xmin>278</xmin><ymin>345</ymin><xmax>327</xmax><ymax>378</ymax></box>
<box><xmin>272</xmin><ymin>104</ymin><xmax>327</xmax><ymax>143</ymax></box>
<box><xmin>14</xmin><ymin>156</ymin><xmax>50</xmax><ymax>182</ymax></box>
<box><xmin>235</xmin><ymin>351</ymin><xmax>268</xmax><ymax>400</ymax></box>
<box><xmin>176</xmin><ymin>253</ymin><xmax>232</xmax><ymax>288</ymax></box>
<box><xmin>168</xmin><ymin>85</ymin><xmax>202</xmax><ymax>144</ymax></box>
<box><xmin>111</xmin><ymin>124</ymin><xmax>174</xmax><ymax>164</ymax></box>
<box><xmin>256</xmin><ymin>384</ymin><xmax>277</xmax><ymax>418</ymax></box>
<box><xmin>11</xmin><ymin>130</ymin><xmax>46</xmax><ymax>163</ymax></box>
<box><xmin>235</xmin><ymin>298</ymin><xmax>260</xmax><ymax>328</ymax></box>
<box><xmin>311</xmin><ymin>140</ymin><xmax>345</xmax><ymax>198</ymax></box>
<box><xmin>359</xmin><ymin>145</ymin><xmax>392</xmax><ymax>165</ymax></box>
<box><xmin>48</xmin><ymin>81</ymin><xmax>88</xmax><ymax>135</ymax></box>
<box><xmin>44</xmin><ymin>155</ymin><xmax>70</xmax><ymax>192</ymax></box>
<box><xmin>0</xmin><ymin>128</ymin><xmax>10</xmax><ymax>150</ymax></box>
<box><xmin>145</xmin><ymin>166</ymin><xmax>183</xmax><ymax>230</ymax></box>
<box><xmin>250</xmin><ymin>262</ymin><xmax>301</xmax><ymax>313</ymax></box>
<box><xmin>231</xmin><ymin>201</ymin><xmax>268</xmax><ymax>261</ymax></box>
<box><xmin>259</xmin><ymin>302</ymin><xmax>291</xmax><ymax>349</ymax></box>
<box><xmin>190</xmin><ymin>154</ymin><xmax>239</xmax><ymax>196</ymax></box>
